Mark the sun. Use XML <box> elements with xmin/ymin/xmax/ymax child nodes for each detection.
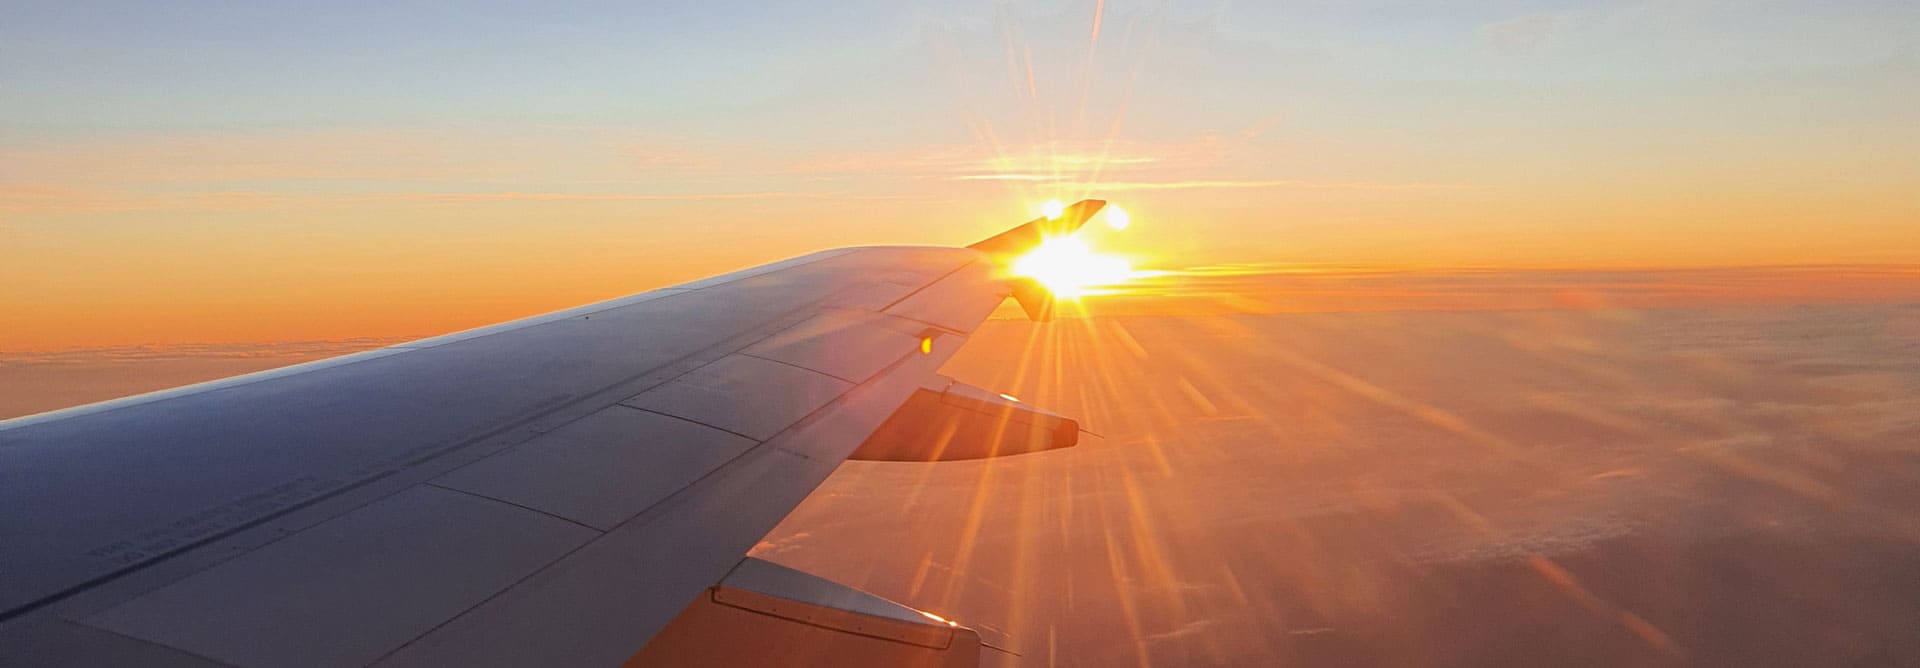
<box><xmin>1010</xmin><ymin>235</ymin><xmax>1134</xmax><ymax>298</ymax></box>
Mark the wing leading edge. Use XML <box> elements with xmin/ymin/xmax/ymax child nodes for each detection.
<box><xmin>0</xmin><ymin>202</ymin><xmax>1104</xmax><ymax>667</ymax></box>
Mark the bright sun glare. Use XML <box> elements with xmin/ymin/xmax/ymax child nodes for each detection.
<box><xmin>1011</xmin><ymin>200</ymin><xmax>1139</xmax><ymax>298</ymax></box>
<box><xmin>1011</xmin><ymin>235</ymin><xmax>1134</xmax><ymax>298</ymax></box>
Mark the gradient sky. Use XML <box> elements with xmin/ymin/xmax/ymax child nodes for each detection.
<box><xmin>3</xmin><ymin>1</ymin><xmax>1916</xmax><ymax>349</ymax></box>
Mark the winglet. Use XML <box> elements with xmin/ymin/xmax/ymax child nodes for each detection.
<box><xmin>967</xmin><ymin>199</ymin><xmax>1107</xmax><ymax>261</ymax></box>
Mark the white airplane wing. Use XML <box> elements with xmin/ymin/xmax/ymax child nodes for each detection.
<box><xmin>0</xmin><ymin>200</ymin><xmax>1106</xmax><ymax>667</ymax></box>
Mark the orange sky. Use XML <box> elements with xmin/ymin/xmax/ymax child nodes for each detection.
<box><xmin>3</xmin><ymin>2</ymin><xmax>1916</xmax><ymax>351</ymax></box>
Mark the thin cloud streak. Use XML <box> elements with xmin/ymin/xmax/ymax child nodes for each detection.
<box><xmin>1050</xmin><ymin>263</ymin><xmax>1920</xmax><ymax>319</ymax></box>
<box><xmin>947</xmin><ymin>177</ymin><xmax>1466</xmax><ymax>191</ymax></box>
<box><xmin>953</xmin><ymin>174</ymin><xmax>1061</xmax><ymax>181</ymax></box>
<box><xmin>1097</xmin><ymin>179</ymin><xmax>1466</xmax><ymax>192</ymax></box>
<box><xmin>0</xmin><ymin>185</ymin><xmax>871</xmax><ymax>214</ymax></box>
<box><xmin>409</xmin><ymin>191</ymin><xmax>853</xmax><ymax>202</ymax></box>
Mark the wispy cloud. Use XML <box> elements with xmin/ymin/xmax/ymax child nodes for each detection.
<box><xmin>0</xmin><ymin>129</ymin><xmax>500</xmax><ymax>184</ymax></box>
<box><xmin>953</xmin><ymin>173</ymin><xmax>1061</xmax><ymax>181</ymax></box>
<box><xmin>951</xmin><ymin>179</ymin><xmax>1464</xmax><ymax>191</ymax></box>
<box><xmin>0</xmin><ymin>184</ymin><xmax>885</xmax><ymax>214</ymax></box>
<box><xmin>406</xmin><ymin>190</ymin><xmax>854</xmax><ymax>202</ymax></box>
<box><xmin>0</xmin><ymin>185</ymin><xmax>301</xmax><ymax>214</ymax></box>
<box><xmin>785</xmin><ymin>137</ymin><xmax>1213</xmax><ymax>179</ymax></box>
<box><xmin>1054</xmin><ymin>264</ymin><xmax>1920</xmax><ymax>318</ymax></box>
<box><xmin>1099</xmin><ymin>179</ymin><xmax>1463</xmax><ymax>191</ymax></box>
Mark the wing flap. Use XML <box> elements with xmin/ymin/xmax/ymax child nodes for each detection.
<box><xmin>630</xmin><ymin>558</ymin><xmax>983</xmax><ymax>666</ymax></box>
<box><xmin>850</xmin><ymin>377</ymin><xmax>1080</xmax><ymax>462</ymax></box>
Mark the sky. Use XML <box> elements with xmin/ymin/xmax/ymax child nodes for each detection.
<box><xmin>4</xmin><ymin>7</ymin><xmax>1917</xmax><ymax>661</ymax></box>
<box><xmin>2</xmin><ymin>0</ymin><xmax>1916</xmax><ymax>350</ymax></box>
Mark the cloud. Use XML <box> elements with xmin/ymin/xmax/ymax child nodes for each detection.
<box><xmin>0</xmin><ymin>183</ymin><xmax>892</xmax><ymax>215</ymax></box>
<box><xmin>1096</xmin><ymin>179</ymin><xmax>1462</xmax><ymax>191</ymax></box>
<box><xmin>618</xmin><ymin>143</ymin><xmax>725</xmax><ymax>173</ymax></box>
<box><xmin>785</xmin><ymin>137</ymin><xmax>1215</xmax><ymax>180</ymax></box>
<box><xmin>0</xmin><ymin>128</ymin><xmax>498</xmax><ymax>184</ymax></box>
<box><xmin>953</xmin><ymin>173</ymin><xmax>1061</xmax><ymax>181</ymax></box>
<box><xmin>943</xmin><ymin>178</ymin><xmax>1462</xmax><ymax>191</ymax></box>
<box><xmin>0</xmin><ymin>127</ymin><xmax>811</xmax><ymax>205</ymax></box>
<box><xmin>1053</xmin><ymin>265</ymin><xmax>1920</xmax><ymax>319</ymax></box>
<box><xmin>0</xmin><ymin>184</ymin><xmax>302</xmax><ymax>215</ymax></box>
<box><xmin>404</xmin><ymin>190</ymin><xmax>853</xmax><ymax>203</ymax></box>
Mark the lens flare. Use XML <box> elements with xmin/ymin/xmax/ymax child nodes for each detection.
<box><xmin>1041</xmin><ymin>199</ymin><xmax>1066</xmax><ymax>220</ymax></box>
<box><xmin>1104</xmin><ymin>205</ymin><xmax>1130</xmax><ymax>230</ymax></box>
<box><xmin>918</xmin><ymin>610</ymin><xmax>960</xmax><ymax>627</ymax></box>
<box><xmin>1011</xmin><ymin>235</ymin><xmax>1134</xmax><ymax>298</ymax></box>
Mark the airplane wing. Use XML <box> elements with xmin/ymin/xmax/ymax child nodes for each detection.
<box><xmin>0</xmin><ymin>201</ymin><xmax>1106</xmax><ymax>667</ymax></box>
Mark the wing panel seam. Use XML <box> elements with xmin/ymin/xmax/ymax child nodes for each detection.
<box><xmin>615</xmin><ymin>406</ymin><xmax>764</xmax><ymax>444</ymax></box>
<box><xmin>421</xmin><ymin>483</ymin><xmax>606</xmax><ymax>535</ymax></box>
<box><xmin>877</xmin><ymin>258</ymin><xmax>986</xmax><ymax>313</ymax></box>
<box><xmin>367</xmin><ymin>442</ymin><xmax>804</xmax><ymax>667</ymax></box>
<box><xmin>70</xmin><ymin>618</ymin><xmax>243</xmax><ymax>668</ymax></box>
<box><xmin>733</xmin><ymin>351</ymin><xmax>862</xmax><ymax>385</ymax></box>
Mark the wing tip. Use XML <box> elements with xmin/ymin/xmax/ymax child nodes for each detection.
<box><xmin>966</xmin><ymin>198</ymin><xmax>1107</xmax><ymax>258</ymax></box>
